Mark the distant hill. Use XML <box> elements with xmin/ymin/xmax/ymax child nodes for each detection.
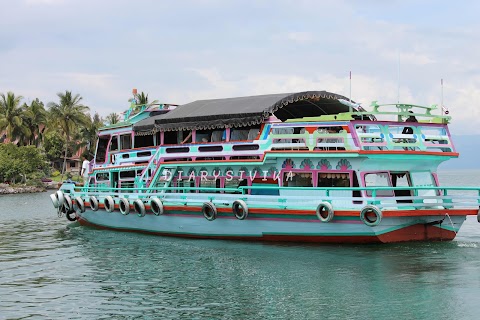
<box><xmin>439</xmin><ymin>135</ymin><xmax>480</xmax><ymax>170</ymax></box>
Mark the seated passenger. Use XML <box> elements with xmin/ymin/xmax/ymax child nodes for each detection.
<box><xmin>402</xmin><ymin>111</ymin><xmax>417</xmax><ymax>135</ymax></box>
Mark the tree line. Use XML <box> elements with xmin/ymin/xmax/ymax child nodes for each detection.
<box><xmin>0</xmin><ymin>90</ymin><xmax>123</xmax><ymax>183</ymax></box>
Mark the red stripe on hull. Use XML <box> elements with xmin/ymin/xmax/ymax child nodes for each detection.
<box><xmin>77</xmin><ymin>217</ymin><xmax>457</xmax><ymax>244</ymax></box>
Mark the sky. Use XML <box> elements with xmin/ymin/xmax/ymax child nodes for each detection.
<box><xmin>1</xmin><ymin>0</ymin><xmax>480</xmax><ymax>135</ymax></box>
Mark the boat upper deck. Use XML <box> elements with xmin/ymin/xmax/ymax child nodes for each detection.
<box><xmin>92</xmin><ymin>90</ymin><xmax>455</xmax><ymax>171</ymax></box>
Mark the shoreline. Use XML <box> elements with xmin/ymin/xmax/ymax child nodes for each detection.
<box><xmin>0</xmin><ymin>183</ymin><xmax>51</xmax><ymax>195</ymax></box>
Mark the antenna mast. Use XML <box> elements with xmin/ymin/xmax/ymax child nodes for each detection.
<box><xmin>397</xmin><ymin>50</ymin><xmax>400</xmax><ymax>104</ymax></box>
<box><xmin>349</xmin><ymin>71</ymin><xmax>352</xmax><ymax>113</ymax></box>
<box><xmin>441</xmin><ymin>78</ymin><xmax>444</xmax><ymax>116</ymax></box>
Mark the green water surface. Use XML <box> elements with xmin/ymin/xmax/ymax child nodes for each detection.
<box><xmin>1</xmin><ymin>171</ymin><xmax>480</xmax><ymax>319</ymax></box>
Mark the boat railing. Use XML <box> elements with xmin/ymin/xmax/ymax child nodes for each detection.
<box><xmin>352</xmin><ymin>121</ymin><xmax>454</xmax><ymax>152</ymax></box>
<box><xmin>267</xmin><ymin>122</ymin><xmax>453</xmax><ymax>153</ymax></box>
<box><xmin>74</xmin><ymin>185</ymin><xmax>480</xmax><ymax>211</ymax></box>
<box><xmin>136</xmin><ymin>147</ymin><xmax>165</xmax><ymax>188</ymax></box>
<box><xmin>269</xmin><ymin>128</ymin><xmax>353</xmax><ymax>151</ymax></box>
<box><xmin>110</xmin><ymin>147</ymin><xmax>157</xmax><ymax>166</ymax></box>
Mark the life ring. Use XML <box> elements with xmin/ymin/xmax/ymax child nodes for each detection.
<box><xmin>56</xmin><ymin>190</ymin><xmax>65</xmax><ymax>207</ymax></box>
<box><xmin>316</xmin><ymin>202</ymin><xmax>334</xmax><ymax>222</ymax></box>
<box><xmin>63</xmin><ymin>194</ymin><xmax>73</xmax><ymax>211</ymax></box>
<box><xmin>232</xmin><ymin>200</ymin><xmax>248</xmax><ymax>220</ymax></box>
<box><xmin>150</xmin><ymin>198</ymin><xmax>164</xmax><ymax>216</ymax></box>
<box><xmin>50</xmin><ymin>193</ymin><xmax>60</xmax><ymax>208</ymax></box>
<box><xmin>104</xmin><ymin>196</ymin><xmax>115</xmax><ymax>213</ymax></box>
<box><xmin>134</xmin><ymin>199</ymin><xmax>146</xmax><ymax>217</ymax></box>
<box><xmin>360</xmin><ymin>205</ymin><xmax>382</xmax><ymax>227</ymax></box>
<box><xmin>119</xmin><ymin>198</ymin><xmax>130</xmax><ymax>215</ymax></box>
<box><xmin>202</xmin><ymin>202</ymin><xmax>217</xmax><ymax>221</ymax></box>
<box><xmin>89</xmin><ymin>195</ymin><xmax>99</xmax><ymax>211</ymax></box>
<box><xmin>75</xmin><ymin>196</ymin><xmax>85</xmax><ymax>213</ymax></box>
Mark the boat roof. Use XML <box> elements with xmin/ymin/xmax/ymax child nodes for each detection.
<box><xmin>133</xmin><ymin>90</ymin><xmax>356</xmax><ymax>134</ymax></box>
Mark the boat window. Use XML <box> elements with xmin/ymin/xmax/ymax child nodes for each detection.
<box><xmin>96</xmin><ymin>172</ymin><xmax>109</xmax><ymax>181</ymax></box>
<box><xmin>196</xmin><ymin>130</ymin><xmax>211</xmax><ymax>143</ymax></box>
<box><xmin>211</xmin><ymin>130</ymin><xmax>226</xmax><ymax>142</ymax></box>
<box><xmin>317</xmin><ymin>173</ymin><xmax>350</xmax><ymax>187</ymax></box>
<box><xmin>110</xmin><ymin>135</ymin><xmax>119</xmax><ymax>151</ymax></box>
<box><xmin>199</xmin><ymin>178</ymin><xmax>221</xmax><ymax>193</ymax></box>
<box><xmin>180</xmin><ymin>130</ymin><xmax>192</xmax><ymax>144</ymax></box>
<box><xmin>229</xmin><ymin>125</ymin><xmax>261</xmax><ymax>141</ymax></box>
<box><xmin>352</xmin><ymin>172</ymin><xmax>362</xmax><ymax>203</ymax></box>
<box><xmin>391</xmin><ymin>172</ymin><xmax>413</xmax><ymax>203</ymax></box>
<box><xmin>230</xmin><ymin>129</ymin><xmax>248</xmax><ymax>141</ymax></box>
<box><xmin>134</xmin><ymin>134</ymin><xmax>154</xmax><ymax>148</ymax></box>
<box><xmin>247</xmin><ymin>128</ymin><xmax>260</xmax><ymax>140</ymax></box>
<box><xmin>166</xmin><ymin>147</ymin><xmax>190</xmax><ymax>153</ymax></box>
<box><xmin>120</xmin><ymin>133</ymin><xmax>132</xmax><ymax>150</ymax></box>
<box><xmin>391</xmin><ymin>172</ymin><xmax>410</xmax><ymax>187</ymax></box>
<box><xmin>95</xmin><ymin>135</ymin><xmax>110</xmax><ymax>163</ymax></box>
<box><xmin>224</xmin><ymin>178</ymin><xmax>244</xmax><ymax>194</ymax></box>
<box><xmin>232</xmin><ymin>144</ymin><xmax>259</xmax><ymax>151</ymax></box>
<box><xmin>120</xmin><ymin>170</ymin><xmax>136</xmax><ymax>179</ymax></box>
<box><xmin>283</xmin><ymin>172</ymin><xmax>313</xmax><ymax>187</ymax></box>
<box><xmin>199</xmin><ymin>146</ymin><xmax>223</xmax><ymax>152</ymax></box>
<box><xmin>364</xmin><ymin>172</ymin><xmax>393</xmax><ymax>196</ymax></box>
<box><xmin>410</xmin><ymin>171</ymin><xmax>437</xmax><ymax>186</ymax></box>
<box><xmin>251</xmin><ymin>178</ymin><xmax>280</xmax><ymax>195</ymax></box>
<box><xmin>163</xmin><ymin>131</ymin><xmax>177</xmax><ymax>145</ymax></box>
<box><xmin>137</xmin><ymin>151</ymin><xmax>152</xmax><ymax>157</ymax></box>
<box><xmin>410</xmin><ymin>171</ymin><xmax>439</xmax><ymax>196</ymax></box>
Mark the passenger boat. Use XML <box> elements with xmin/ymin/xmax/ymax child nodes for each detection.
<box><xmin>50</xmin><ymin>90</ymin><xmax>480</xmax><ymax>243</ymax></box>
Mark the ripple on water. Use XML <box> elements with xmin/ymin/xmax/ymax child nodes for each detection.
<box><xmin>2</xmin><ymin>190</ymin><xmax>480</xmax><ymax>319</ymax></box>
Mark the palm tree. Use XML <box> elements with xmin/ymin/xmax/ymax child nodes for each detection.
<box><xmin>128</xmin><ymin>91</ymin><xmax>159</xmax><ymax>115</ymax></box>
<box><xmin>48</xmin><ymin>91</ymin><xmax>89</xmax><ymax>179</ymax></box>
<box><xmin>79</xmin><ymin>112</ymin><xmax>103</xmax><ymax>158</ymax></box>
<box><xmin>105</xmin><ymin>112</ymin><xmax>121</xmax><ymax>125</ymax></box>
<box><xmin>0</xmin><ymin>92</ymin><xmax>28</xmax><ymax>143</ymax></box>
<box><xmin>22</xmin><ymin>98</ymin><xmax>47</xmax><ymax>147</ymax></box>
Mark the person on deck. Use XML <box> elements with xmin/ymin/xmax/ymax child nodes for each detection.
<box><xmin>402</xmin><ymin>111</ymin><xmax>418</xmax><ymax>134</ymax></box>
<box><xmin>80</xmin><ymin>156</ymin><xmax>90</xmax><ymax>185</ymax></box>
<box><xmin>402</xmin><ymin>111</ymin><xmax>418</xmax><ymax>149</ymax></box>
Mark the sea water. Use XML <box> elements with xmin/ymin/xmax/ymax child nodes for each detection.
<box><xmin>0</xmin><ymin>170</ymin><xmax>480</xmax><ymax>319</ymax></box>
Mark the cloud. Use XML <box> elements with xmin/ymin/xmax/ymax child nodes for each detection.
<box><xmin>1</xmin><ymin>0</ymin><xmax>480</xmax><ymax>135</ymax></box>
<box><xmin>284</xmin><ymin>32</ymin><xmax>314</xmax><ymax>44</ymax></box>
<box><xmin>25</xmin><ymin>0</ymin><xmax>65</xmax><ymax>5</ymax></box>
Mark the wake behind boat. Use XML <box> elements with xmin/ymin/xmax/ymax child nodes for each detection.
<box><xmin>50</xmin><ymin>90</ymin><xmax>480</xmax><ymax>243</ymax></box>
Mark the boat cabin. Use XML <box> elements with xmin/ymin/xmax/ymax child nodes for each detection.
<box><xmin>88</xmin><ymin>91</ymin><xmax>454</xmax><ymax>201</ymax></box>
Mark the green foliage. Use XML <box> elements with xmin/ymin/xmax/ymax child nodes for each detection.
<box><xmin>22</xmin><ymin>98</ymin><xmax>47</xmax><ymax>147</ymax></box>
<box><xmin>25</xmin><ymin>171</ymin><xmax>47</xmax><ymax>187</ymax></box>
<box><xmin>105</xmin><ymin>112</ymin><xmax>120</xmax><ymax>125</ymax></box>
<box><xmin>0</xmin><ymin>92</ymin><xmax>27</xmax><ymax>142</ymax></box>
<box><xmin>47</xmin><ymin>90</ymin><xmax>89</xmax><ymax>176</ymax></box>
<box><xmin>128</xmin><ymin>91</ymin><xmax>159</xmax><ymax>114</ymax></box>
<box><xmin>43</xmin><ymin>131</ymin><xmax>65</xmax><ymax>162</ymax></box>
<box><xmin>0</xmin><ymin>143</ymin><xmax>48</xmax><ymax>183</ymax></box>
<box><xmin>79</xmin><ymin>112</ymin><xmax>102</xmax><ymax>158</ymax></box>
<box><xmin>51</xmin><ymin>170</ymin><xmax>60</xmax><ymax>177</ymax></box>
